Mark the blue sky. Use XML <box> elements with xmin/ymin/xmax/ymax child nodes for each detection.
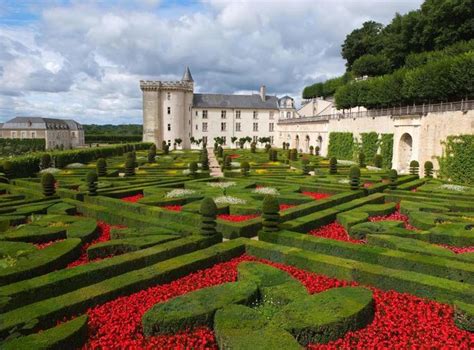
<box><xmin>0</xmin><ymin>0</ymin><xmax>423</xmax><ymax>124</ymax></box>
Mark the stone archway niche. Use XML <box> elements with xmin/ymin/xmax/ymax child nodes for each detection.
<box><xmin>398</xmin><ymin>133</ymin><xmax>413</xmax><ymax>172</ymax></box>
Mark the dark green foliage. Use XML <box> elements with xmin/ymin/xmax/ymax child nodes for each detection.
<box><xmin>329</xmin><ymin>157</ymin><xmax>338</xmax><ymax>175</ymax></box>
<box><xmin>200</xmin><ymin>150</ymin><xmax>209</xmax><ymax>171</ymax></box>
<box><xmin>0</xmin><ymin>138</ymin><xmax>45</xmax><ymax>156</ymax></box>
<box><xmin>40</xmin><ymin>154</ymin><xmax>52</xmax><ymax>169</ymax></box>
<box><xmin>424</xmin><ymin>161</ymin><xmax>434</xmax><ymax>178</ymax></box>
<box><xmin>268</xmin><ymin>149</ymin><xmax>278</xmax><ymax>162</ymax></box>
<box><xmin>224</xmin><ymin>155</ymin><xmax>232</xmax><ymax>170</ymax></box>
<box><xmin>241</xmin><ymin>161</ymin><xmax>250</xmax><ymax>176</ymax></box>
<box><xmin>380</xmin><ymin>134</ymin><xmax>394</xmax><ymax>168</ymax></box>
<box><xmin>302</xmin><ymin>158</ymin><xmax>310</xmax><ymax>175</ymax></box>
<box><xmin>409</xmin><ymin>160</ymin><xmax>420</xmax><ymax>176</ymax></box>
<box><xmin>217</xmin><ymin>146</ymin><xmax>223</xmax><ymax>158</ymax></box>
<box><xmin>262</xmin><ymin>195</ymin><xmax>280</xmax><ymax>232</ymax></box>
<box><xmin>3</xmin><ymin>161</ymin><xmax>13</xmax><ymax>179</ymax></box>
<box><xmin>124</xmin><ymin>158</ymin><xmax>135</xmax><ymax>177</ymax></box>
<box><xmin>315</xmin><ymin>146</ymin><xmax>320</xmax><ymax>156</ymax></box>
<box><xmin>290</xmin><ymin>149</ymin><xmax>298</xmax><ymax>161</ymax></box>
<box><xmin>147</xmin><ymin>144</ymin><xmax>156</xmax><ymax>163</ymax></box>
<box><xmin>360</xmin><ymin>132</ymin><xmax>378</xmax><ymax>165</ymax></box>
<box><xmin>302</xmin><ymin>74</ymin><xmax>350</xmax><ymax>99</ymax></box>
<box><xmin>96</xmin><ymin>158</ymin><xmax>107</xmax><ymax>176</ymax></box>
<box><xmin>265</xmin><ymin>143</ymin><xmax>271</xmax><ymax>153</ymax></box>
<box><xmin>163</xmin><ymin>144</ymin><xmax>170</xmax><ymax>155</ymax></box>
<box><xmin>358</xmin><ymin>152</ymin><xmax>366</xmax><ymax>168</ymax></box>
<box><xmin>86</xmin><ymin>171</ymin><xmax>98</xmax><ymax>196</ymax></box>
<box><xmin>200</xmin><ymin>197</ymin><xmax>217</xmax><ymax>236</ymax></box>
<box><xmin>328</xmin><ymin>132</ymin><xmax>354</xmax><ymax>160</ymax></box>
<box><xmin>85</xmin><ymin>135</ymin><xmax>142</xmax><ymax>143</ymax></box>
<box><xmin>388</xmin><ymin>169</ymin><xmax>398</xmax><ymax>189</ymax></box>
<box><xmin>438</xmin><ymin>135</ymin><xmax>474</xmax><ymax>185</ymax></box>
<box><xmin>341</xmin><ymin>21</ymin><xmax>383</xmax><ymax>69</ymax></box>
<box><xmin>349</xmin><ymin>166</ymin><xmax>361</xmax><ymax>190</ymax></box>
<box><xmin>41</xmin><ymin>173</ymin><xmax>56</xmax><ymax>196</ymax></box>
<box><xmin>309</xmin><ymin>145</ymin><xmax>314</xmax><ymax>155</ymax></box>
<box><xmin>352</xmin><ymin>54</ymin><xmax>392</xmax><ymax>77</ymax></box>
<box><xmin>189</xmin><ymin>162</ymin><xmax>198</xmax><ymax>177</ymax></box>
<box><xmin>251</xmin><ymin>142</ymin><xmax>256</xmax><ymax>153</ymax></box>
<box><xmin>373</xmin><ymin>154</ymin><xmax>383</xmax><ymax>168</ymax></box>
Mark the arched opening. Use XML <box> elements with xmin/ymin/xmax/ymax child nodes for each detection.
<box><xmin>398</xmin><ymin>133</ymin><xmax>413</xmax><ymax>172</ymax></box>
<box><xmin>304</xmin><ymin>135</ymin><xmax>310</xmax><ymax>153</ymax></box>
<box><xmin>295</xmin><ymin>135</ymin><xmax>300</xmax><ymax>150</ymax></box>
<box><xmin>317</xmin><ymin>136</ymin><xmax>323</xmax><ymax>154</ymax></box>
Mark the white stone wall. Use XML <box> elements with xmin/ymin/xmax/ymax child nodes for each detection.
<box><xmin>191</xmin><ymin>108</ymin><xmax>278</xmax><ymax>148</ymax></box>
<box><xmin>142</xmin><ymin>89</ymin><xmax>161</xmax><ymax>145</ymax></box>
<box><xmin>161</xmin><ymin>89</ymin><xmax>193</xmax><ymax>148</ymax></box>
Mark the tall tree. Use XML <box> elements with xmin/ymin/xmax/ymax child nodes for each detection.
<box><xmin>341</xmin><ymin>21</ymin><xmax>383</xmax><ymax>69</ymax></box>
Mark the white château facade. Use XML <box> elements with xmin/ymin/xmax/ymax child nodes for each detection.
<box><xmin>140</xmin><ymin>67</ymin><xmax>296</xmax><ymax>149</ymax></box>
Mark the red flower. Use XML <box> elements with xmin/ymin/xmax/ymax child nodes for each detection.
<box><xmin>369</xmin><ymin>210</ymin><xmax>418</xmax><ymax>230</ymax></box>
<box><xmin>218</xmin><ymin>214</ymin><xmax>259</xmax><ymax>222</ymax></box>
<box><xmin>302</xmin><ymin>192</ymin><xmax>331</xmax><ymax>200</ymax></box>
<box><xmin>309</xmin><ymin>222</ymin><xmax>363</xmax><ymax>244</ymax></box>
<box><xmin>35</xmin><ymin>239</ymin><xmax>65</xmax><ymax>249</ymax></box>
<box><xmin>161</xmin><ymin>205</ymin><xmax>183</xmax><ymax>212</ymax></box>
<box><xmin>121</xmin><ymin>194</ymin><xmax>144</xmax><ymax>203</ymax></box>
<box><xmin>229</xmin><ymin>154</ymin><xmax>240</xmax><ymax>159</ymax></box>
<box><xmin>438</xmin><ymin>244</ymin><xmax>474</xmax><ymax>254</ymax></box>
<box><xmin>280</xmin><ymin>203</ymin><xmax>296</xmax><ymax>211</ymax></box>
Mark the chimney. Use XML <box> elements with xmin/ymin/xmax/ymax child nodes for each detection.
<box><xmin>260</xmin><ymin>85</ymin><xmax>266</xmax><ymax>101</ymax></box>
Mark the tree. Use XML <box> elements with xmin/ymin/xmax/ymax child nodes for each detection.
<box><xmin>409</xmin><ymin>160</ymin><xmax>420</xmax><ymax>176</ymax></box>
<box><xmin>231</xmin><ymin>136</ymin><xmax>238</xmax><ymax>148</ymax></box>
<box><xmin>189</xmin><ymin>161</ymin><xmax>198</xmax><ymax>177</ymax></box>
<box><xmin>200</xmin><ymin>198</ymin><xmax>218</xmax><ymax>236</ymax></box>
<box><xmin>96</xmin><ymin>158</ymin><xmax>107</xmax><ymax>176</ymax></box>
<box><xmin>41</xmin><ymin>173</ymin><xmax>56</xmax><ymax>197</ymax></box>
<box><xmin>124</xmin><ymin>158</ymin><xmax>135</xmax><ymax>176</ymax></box>
<box><xmin>241</xmin><ymin>161</ymin><xmax>250</xmax><ymax>176</ymax></box>
<box><xmin>351</xmin><ymin>54</ymin><xmax>392</xmax><ymax>77</ymax></box>
<box><xmin>301</xmin><ymin>158</ymin><xmax>310</xmax><ymax>175</ymax></box>
<box><xmin>424</xmin><ymin>161</ymin><xmax>434</xmax><ymax>177</ymax></box>
<box><xmin>174</xmin><ymin>138</ymin><xmax>182</xmax><ymax>148</ymax></box>
<box><xmin>262</xmin><ymin>195</ymin><xmax>280</xmax><ymax>232</ymax></box>
<box><xmin>86</xmin><ymin>171</ymin><xmax>98</xmax><ymax>196</ymax></box>
<box><xmin>341</xmin><ymin>21</ymin><xmax>384</xmax><ymax>69</ymax></box>
<box><xmin>389</xmin><ymin>169</ymin><xmax>398</xmax><ymax>189</ymax></box>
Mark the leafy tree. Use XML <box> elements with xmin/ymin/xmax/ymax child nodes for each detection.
<box><xmin>41</xmin><ymin>173</ymin><xmax>56</xmax><ymax>197</ymax></box>
<box><xmin>341</xmin><ymin>21</ymin><xmax>384</xmax><ymax>69</ymax></box>
<box><xmin>351</xmin><ymin>54</ymin><xmax>392</xmax><ymax>77</ymax></box>
<box><xmin>231</xmin><ymin>136</ymin><xmax>238</xmax><ymax>148</ymax></box>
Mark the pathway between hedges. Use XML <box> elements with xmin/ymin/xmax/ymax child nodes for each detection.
<box><xmin>207</xmin><ymin>148</ymin><xmax>223</xmax><ymax>178</ymax></box>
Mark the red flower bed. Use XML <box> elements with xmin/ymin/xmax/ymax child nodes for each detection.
<box><xmin>279</xmin><ymin>203</ymin><xmax>296</xmax><ymax>211</ymax></box>
<box><xmin>309</xmin><ymin>222</ymin><xmax>363</xmax><ymax>244</ymax></box>
<box><xmin>369</xmin><ymin>210</ymin><xmax>418</xmax><ymax>230</ymax></box>
<box><xmin>229</xmin><ymin>154</ymin><xmax>240</xmax><ymax>159</ymax></box>
<box><xmin>302</xmin><ymin>192</ymin><xmax>331</xmax><ymax>200</ymax></box>
<box><xmin>67</xmin><ymin>222</ymin><xmax>115</xmax><ymax>268</ymax></box>
<box><xmin>161</xmin><ymin>205</ymin><xmax>183</xmax><ymax>212</ymax></box>
<box><xmin>83</xmin><ymin>254</ymin><xmax>474</xmax><ymax>349</ymax></box>
<box><xmin>439</xmin><ymin>245</ymin><xmax>474</xmax><ymax>254</ymax></box>
<box><xmin>363</xmin><ymin>182</ymin><xmax>373</xmax><ymax>188</ymax></box>
<box><xmin>121</xmin><ymin>194</ymin><xmax>144</xmax><ymax>203</ymax></box>
<box><xmin>217</xmin><ymin>214</ymin><xmax>259</xmax><ymax>222</ymax></box>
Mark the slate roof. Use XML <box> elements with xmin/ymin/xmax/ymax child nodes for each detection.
<box><xmin>182</xmin><ymin>67</ymin><xmax>194</xmax><ymax>82</ymax></box>
<box><xmin>193</xmin><ymin>93</ymin><xmax>279</xmax><ymax>109</ymax></box>
<box><xmin>2</xmin><ymin>117</ymin><xmax>81</xmax><ymax>130</ymax></box>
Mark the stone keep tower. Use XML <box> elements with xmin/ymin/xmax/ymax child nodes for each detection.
<box><xmin>140</xmin><ymin>67</ymin><xmax>194</xmax><ymax>148</ymax></box>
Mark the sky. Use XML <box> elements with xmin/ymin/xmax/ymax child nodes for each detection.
<box><xmin>0</xmin><ymin>0</ymin><xmax>423</xmax><ymax>125</ymax></box>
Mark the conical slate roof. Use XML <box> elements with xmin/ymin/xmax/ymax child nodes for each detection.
<box><xmin>182</xmin><ymin>66</ymin><xmax>194</xmax><ymax>82</ymax></box>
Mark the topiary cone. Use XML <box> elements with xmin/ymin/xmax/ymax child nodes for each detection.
<box><xmin>349</xmin><ymin>165</ymin><xmax>361</xmax><ymax>190</ymax></box>
<box><xmin>409</xmin><ymin>160</ymin><xmax>419</xmax><ymax>176</ymax></box>
<box><xmin>189</xmin><ymin>161</ymin><xmax>198</xmax><ymax>177</ymax></box>
<box><xmin>41</xmin><ymin>172</ymin><xmax>56</xmax><ymax>197</ymax></box>
<box><xmin>329</xmin><ymin>157</ymin><xmax>337</xmax><ymax>175</ymax></box>
<box><xmin>96</xmin><ymin>158</ymin><xmax>107</xmax><ymax>177</ymax></box>
<box><xmin>40</xmin><ymin>154</ymin><xmax>52</xmax><ymax>170</ymax></box>
<box><xmin>241</xmin><ymin>161</ymin><xmax>250</xmax><ymax>176</ymax></box>
<box><xmin>3</xmin><ymin>161</ymin><xmax>13</xmax><ymax>179</ymax></box>
<box><xmin>424</xmin><ymin>161</ymin><xmax>433</xmax><ymax>178</ymax></box>
<box><xmin>262</xmin><ymin>195</ymin><xmax>280</xmax><ymax>232</ymax></box>
<box><xmin>86</xmin><ymin>171</ymin><xmax>98</xmax><ymax>196</ymax></box>
<box><xmin>124</xmin><ymin>158</ymin><xmax>136</xmax><ymax>177</ymax></box>
<box><xmin>388</xmin><ymin>169</ymin><xmax>398</xmax><ymax>189</ymax></box>
<box><xmin>200</xmin><ymin>197</ymin><xmax>218</xmax><ymax>236</ymax></box>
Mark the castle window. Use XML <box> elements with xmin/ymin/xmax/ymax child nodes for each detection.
<box><xmin>168</xmin><ymin>107</ymin><xmax>171</xmax><ymax>115</ymax></box>
<box><xmin>11</xmin><ymin>131</ymin><xmax>17</xmax><ymax>138</ymax></box>
<box><xmin>253</xmin><ymin>122</ymin><xmax>258</xmax><ymax>132</ymax></box>
<box><xmin>253</xmin><ymin>136</ymin><xmax>258</xmax><ymax>143</ymax></box>
<box><xmin>236</xmin><ymin>110</ymin><xmax>241</xmax><ymax>119</ymax></box>
<box><xmin>269</xmin><ymin>123</ymin><xmax>274</xmax><ymax>132</ymax></box>
<box><xmin>253</xmin><ymin>111</ymin><xmax>258</xmax><ymax>119</ymax></box>
<box><xmin>236</xmin><ymin>122</ymin><xmax>241</xmax><ymax>132</ymax></box>
<box><xmin>221</xmin><ymin>122</ymin><xmax>226</xmax><ymax>131</ymax></box>
<box><xmin>270</xmin><ymin>136</ymin><xmax>274</xmax><ymax>144</ymax></box>
<box><xmin>31</xmin><ymin>131</ymin><xmax>36</xmax><ymax>138</ymax></box>
<box><xmin>167</xmin><ymin>124</ymin><xmax>171</xmax><ymax>131</ymax></box>
<box><xmin>269</xmin><ymin>111</ymin><xmax>274</xmax><ymax>119</ymax></box>
<box><xmin>196</xmin><ymin>124</ymin><xmax>198</xmax><ymax>130</ymax></box>
<box><xmin>286</xmin><ymin>111</ymin><xmax>291</xmax><ymax>119</ymax></box>
<box><xmin>221</xmin><ymin>110</ymin><xmax>226</xmax><ymax>119</ymax></box>
<box><xmin>167</xmin><ymin>92</ymin><xmax>171</xmax><ymax>100</ymax></box>
<box><xmin>21</xmin><ymin>131</ymin><xmax>26</xmax><ymax>139</ymax></box>
<box><xmin>203</xmin><ymin>110</ymin><xmax>208</xmax><ymax>119</ymax></box>
<box><xmin>223</xmin><ymin>136</ymin><xmax>226</xmax><ymax>145</ymax></box>
<box><xmin>202</xmin><ymin>122</ymin><xmax>208</xmax><ymax>132</ymax></box>
<box><xmin>203</xmin><ymin>136</ymin><xmax>208</xmax><ymax>145</ymax></box>
<box><xmin>195</xmin><ymin>111</ymin><xmax>198</xmax><ymax>116</ymax></box>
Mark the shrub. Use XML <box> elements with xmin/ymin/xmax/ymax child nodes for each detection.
<box><xmin>189</xmin><ymin>162</ymin><xmax>198</xmax><ymax>177</ymax></box>
<box><xmin>424</xmin><ymin>161</ymin><xmax>434</xmax><ymax>178</ymax></box>
<box><xmin>409</xmin><ymin>160</ymin><xmax>420</xmax><ymax>176</ymax></box>
<box><xmin>388</xmin><ymin>169</ymin><xmax>398</xmax><ymax>189</ymax></box>
<box><xmin>290</xmin><ymin>149</ymin><xmax>298</xmax><ymax>161</ymax></box>
<box><xmin>315</xmin><ymin>146</ymin><xmax>320</xmax><ymax>156</ymax></box>
<box><xmin>241</xmin><ymin>161</ymin><xmax>250</xmax><ymax>176</ymax></box>
<box><xmin>147</xmin><ymin>147</ymin><xmax>156</xmax><ymax>163</ymax></box>
<box><xmin>200</xmin><ymin>198</ymin><xmax>218</xmax><ymax>236</ymax></box>
<box><xmin>41</xmin><ymin>173</ymin><xmax>56</xmax><ymax>196</ymax></box>
<box><xmin>358</xmin><ymin>152</ymin><xmax>366</xmax><ymax>168</ymax></box>
<box><xmin>163</xmin><ymin>144</ymin><xmax>170</xmax><ymax>155</ymax></box>
<box><xmin>224</xmin><ymin>155</ymin><xmax>232</xmax><ymax>170</ymax></box>
<box><xmin>309</xmin><ymin>145</ymin><xmax>314</xmax><ymax>155</ymax></box>
<box><xmin>251</xmin><ymin>142</ymin><xmax>256</xmax><ymax>153</ymax></box>
<box><xmin>438</xmin><ymin>135</ymin><xmax>474</xmax><ymax>185</ymax></box>
<box><xmin>124</xmin><ymin>159</ymin><xmax>135</xmax><ymax>177</ymax></box>
<box><xmin>96</xmin><ymin>158</ymin><xmax>107</xmax><ymax>176</ymax></box>
<box><xmin>40</xmin><ymin>154</ymin><xmax>52</xmax><ymax>169</ymax></box>
<box><xmin>265</xmin><ymin>144</ymin><xmax>271</xmax><ymax>153</ymax></box>
<box><xmin>86</xmin><ymin>171</ymin><xmax>98</xmax><ymax>196</ymax></box>
<box><xmin>380</xmin><ymin>134</ymin><xmax>394</xmax><ymax>168</ymax></box>
<box><xmin>349</xmin><ymin>166</ymin><xmax>361</xmax><ymax>190</ymax></box>
<box><xmin>217</xmin><ymin>146</ymin><xmax>224</xmax><ymax>158</ymax></box>
<box><xmin>328</xmin><ymin>132</ymin><xmax>354</xmax><ymax>160</ymax></box>
<box><xmin>360</xmin><ymin>132</ymin><xmax>378</xmax><ymax>164</ymax></box>
<box><xmin>201</xmin><ymin>151</ymin><xmax>209</xmax><ymax>171</ymax></box>
<box><xmin>329</xmin><ymin>157</ymin><xmax>337</xmax><ymax>174</ymax></box>
<box><xmin>3</xmin><ymin>161</ymin><xmax>13</xmax><ymax>179</ymax></box>
<box><xmin>373</xmin><ymin>154</ymin><xmax>383</xmax><ymax>168</ymax></box>
<box><xmin>262</xmin><ymin>195</ymin><xmax>280</xmax><ymax>232</ymax></box>
<box><xmin>302</xmin><ymin>158</ymin><xmax>310</xmax><ymax>175</ymax></box>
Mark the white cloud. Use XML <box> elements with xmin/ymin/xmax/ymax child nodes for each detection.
<box><xmin>0</xmin><ymin>0</ymin><xmax>423</xmax><ymax>124</ymax></box>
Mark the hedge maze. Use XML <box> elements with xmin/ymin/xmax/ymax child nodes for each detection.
<box><xmin>0</xmin><ymin>145</ymin><xmax>473</xmax><ymax>348</ymax></box>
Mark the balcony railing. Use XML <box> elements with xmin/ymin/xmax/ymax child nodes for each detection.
<box><xmin>278</xmin><ymin>99</ymin><xmax>474</xmax><ymax>124</ymax></box>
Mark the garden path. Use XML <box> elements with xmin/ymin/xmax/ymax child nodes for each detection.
<box><xmin>207</xmin><ymin>148</ymin><xmax>223</xmax><ymax>177</ymax></box>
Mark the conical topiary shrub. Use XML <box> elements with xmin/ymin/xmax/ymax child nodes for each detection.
<box><xmin>201</xmin><ymin>151</ymin><xmax>209</xmax><ymax>171</ymax></box>
<box><xmin>409</xmin><ymin>160</ymin><xmax>419</xmax><ymax>176</ymax></box>
<box><xmin>302</xmin><ymin>158</ymin><xmax>310</xmax><ymax>175</ymax></box>
<box><xmin>41</xmin><ymin>172</ymin><xmax>56</xmax><ymax>197</ymax></box>
<box><xmin>358</xmin><ymin>152</ymin><xmax>366</xmax><ymax>168</ymax></box>
<box><xmin>3</xmin><ymin>161</ymin><xmax>13</xmax><ymax>179</ymax></box>
<box><xmin>290</xmin><ymin>149</ymin><xmax>298</xmax><ymax>161</ymax></box>
<box><xmin>241</xmin><ymin>161</ymin><xmax>250</xmax><ymax>176</ymax></box>
<box><xmin>224</xmin><ymin>155</ymin><xmax>232</xmax><ymax>170</ymax></box>
<box><xmin>262</xmin><ymin>195</ymin><xmax>280</xmax><ymax>232</ymax></box>
<box><xmin>217</xmin><ymin>146</ymin><xmax>224</xmax><ymax>158</ymax></box>
<box><xmin>388</xmin><ymin>169</ymin><xmax>398</xmax><ymax>189</ymax></box>
<box><xmin>124</xmin><ymin>158</ymin><xmax>135</xmax><ymax>177</ymax></box>
<box><xmin>96</xmin><ymin>158</ymin><xmax>107</xmax><ymax>177</ymax></box>
<box><xmin>329</xmin><ymin>157</ymin><xmax>337</xmax><ymax>175</ymax></box>
<box><xmin>189</xmin><ymin>161</ymin><xmax>198</xmax><ymax>177</ymax></box>
<box><xmin>309</xmin><ymin>145</ymin><xmax>314</xmax><ymax>155</ymax></box>
<box><xmin>424</xmin><ymin>161</ymin><xmax>433</xmax><ymax>178</ymax></box>
<box><xmin>163</xmin><ymin>144</ymin><xmax>170</xmax><ymax>155</ymax></box>
<box><xmin>148</xmin><ymin>145</ymin><xmax>156</xmax><ymax>163</ymax></box>
<box><xmin>373</xmin><ymin>154</ymin><xmax>383</xmax><ymax>168</ymax></box>
<box><xmin>315</xmin><ymin>146</ymin><xmax>320</xmax><ymax>156</ymax></box>
<box><xmin>200</xmin><ymin>197</ymin><xmax>218</xmax><ymax>236</ymax></box>
<box><xmin>40</xmin><ymin>154</ymin><xmax>52</xmax><ymax>170</ymax></box>
<box><xmin>86</xmin><ymin>171</ymin><xmax>98</xmax><ymax>196</ymax></box>
<box><xmin>271</xmin><ymin>149</ymin><xmax>278</xmax><ymax>162</ymax></box>
<box><xmin>250</xmin><ymin>142</ymin><xmax>256</xmax><ymax>153</ymax></box>
<box><xmin>349</xmin><ymin>165</ymin><xmax>361</xmax><ymax>190</ymax></box>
